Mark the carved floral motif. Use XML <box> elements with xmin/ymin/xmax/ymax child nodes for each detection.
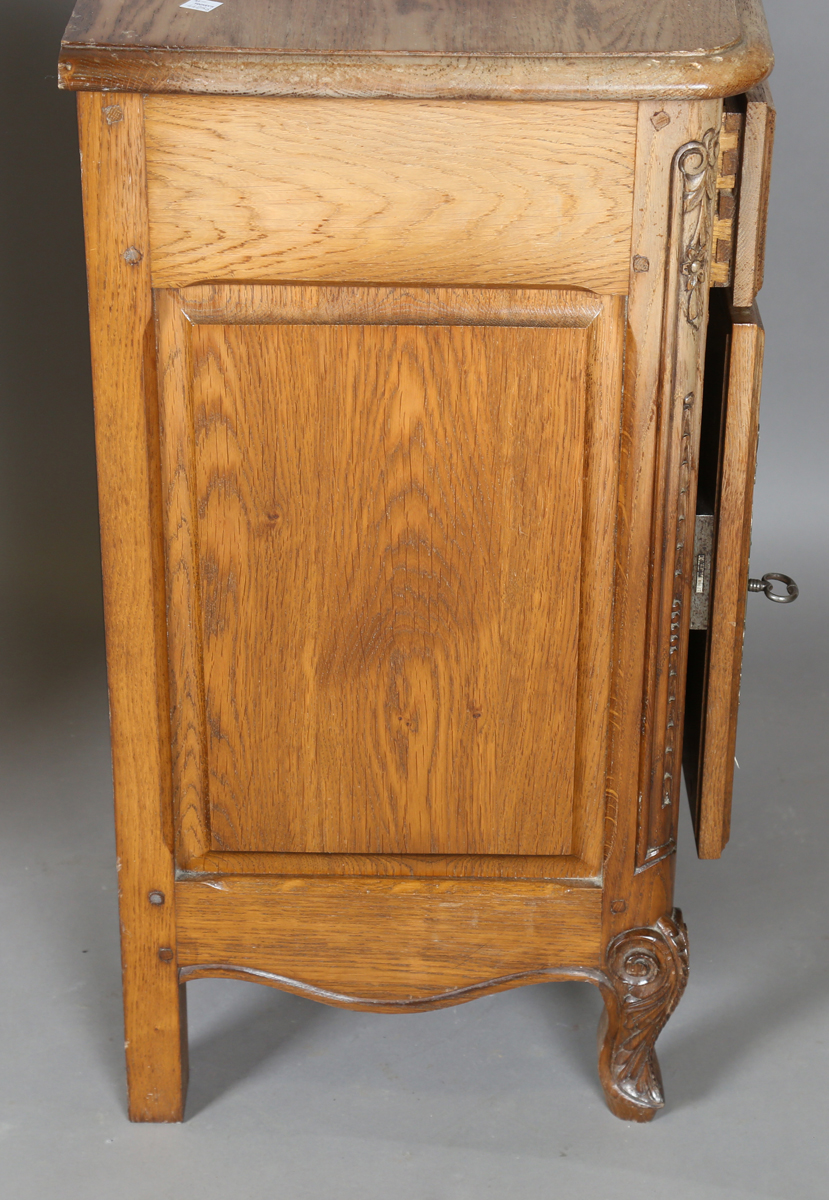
<box><xmin>678</xmin><ymin>130</ymin><xmax>719</xmax><ymax>329</ymax></box>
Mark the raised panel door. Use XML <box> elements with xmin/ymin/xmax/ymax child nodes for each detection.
<box><xmin>156</xmin><ymin>284</ymin><xmax>625</xmax><ymax>871</ymax></box>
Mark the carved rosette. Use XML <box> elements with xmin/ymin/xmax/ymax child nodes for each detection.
<box><xmin>598</xmin><ymin>909</ymin><xmax>689</xmax><ymax>1121</ymax></box>
<box><xmin>678</xmin><ymin>130</ymin><xmax>719</xmax><ymax>329</ymax></box>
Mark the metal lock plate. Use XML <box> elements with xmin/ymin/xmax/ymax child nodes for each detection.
<box><xmin>690</xmin><ymin>514</ymin><xmax>714</xmax><ymax>630</ymax></box>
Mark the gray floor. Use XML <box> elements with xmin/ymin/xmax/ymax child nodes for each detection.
<box><xmin>1</xmin><ymin>551</ymin><xmax>827</xmax><ymax>1198</ymax></box>
<box><xmin>2</xmin><ymin>1</ymin><xmax>828</xmax><ymax>1196</ymax></box>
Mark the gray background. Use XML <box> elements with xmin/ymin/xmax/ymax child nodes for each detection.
<box><xmin>1</xmin><ymin>2</ymin><xmax>826</xmax><ymax>1197</ymax></box>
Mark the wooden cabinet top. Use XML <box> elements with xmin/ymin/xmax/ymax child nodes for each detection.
<box><xmin>59</xmin><ymin>0</ymin><xmax>772</xmax><ymax>100</ymax></box>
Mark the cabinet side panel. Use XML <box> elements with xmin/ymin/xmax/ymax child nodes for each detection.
<box><xmin>159</xmin><ymin>284</ymin><xmax>622</xmax><ymax>874</ymax></box>
<box><xmin>78</xmin><ymin>92</ymin><xmax>187</xmax><ymax>1121</ymax></box>
<box><xmin>191</xmin><ymin>319</ymin><xmax>584</xmax><ymax>856</ymax></box>
<box><xmin>144</xmin><ymin>97</ymin><xmax>637</xmax><ymax>294</ymax></box>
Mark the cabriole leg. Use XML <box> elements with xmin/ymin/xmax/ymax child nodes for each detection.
<box><xmin>597</xmin><ymin>908</ymin><xmax>689</xmax><ymax>1121</ymax></box>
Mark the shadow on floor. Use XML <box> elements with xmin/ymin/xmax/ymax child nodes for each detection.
<box><xmin>185</xmin><ymin>983</ymin><xmax>336</xmax><ymax>1118</ymax></box>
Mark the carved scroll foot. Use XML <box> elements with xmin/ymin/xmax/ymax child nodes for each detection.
<box><xmin>597</xmin><ymin>908</ymin><xmax>689</xmax><ymax>1121</ymax></box>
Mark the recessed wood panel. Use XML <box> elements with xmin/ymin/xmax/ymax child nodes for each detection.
<box><xmin>144</xmin><ymin>97</ymin><xmax>637</xmax><ymax>293</ymax></box>
<box><xmin>157</xmin><ymin>283</ymin><xmax>624</xmax><ymax>870</ymax></box>
<box><xmin>197</xmin><ymin>324</ymin><xmax>582</xmax><ymax>855</ymax></box>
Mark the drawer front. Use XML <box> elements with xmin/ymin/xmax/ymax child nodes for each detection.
<box><xmin>144</xmin><ymin>96</ymin><xmax>637</xmax><ymax>292</ymax></box>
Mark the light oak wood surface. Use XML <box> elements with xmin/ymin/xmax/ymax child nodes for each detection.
<box><xmin>144</xmin><ymin>97</ymin><xmax>637</xmax><ymax>294</ymax></box>
<box><xmin>156</xmin><ymin>283</ymin><xmax>625</xmax><ymax>861</ymax></box>
<box><xmin>59</xmin><ymin>0</ymin><xmax>773</xmax><ymax>101</ymax></box>
<box><xmin>177</xmin><ymin>284</ymin><xmax>604</xmax><ymax>329</ymax></box>
<box><xmin>685</xmin><ymin>298</ymin><xmax>764</xmax><ymax>859</ymax></box>
<box><xmin>175</xmin><ymin>875</ymin><xmax>603</xmax><ymax>1007</ymax></box>
<box><xmin>199</xmin><ymin>319</ymin><xmax>581</xmax><ymax>856</ymax></box>
<box><xmin>184</xmin><ymin>851</ymin><xmax>597</xmax><ymax>880</ymax></box>
<box><xmin>78</xmin><ymin>92</ymin><xmax>187</xmax><ymax>1122</ymax></box>
<box><xmin>733</xmin><ymin>82</ymin><xmax>775</xmax><ymax>306</ymax></box>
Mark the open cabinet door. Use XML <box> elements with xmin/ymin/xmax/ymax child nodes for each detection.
<box><xmin>683</xmin><ymin>291</ymin><xmax>764</xmax><ymax>859</ymax></box>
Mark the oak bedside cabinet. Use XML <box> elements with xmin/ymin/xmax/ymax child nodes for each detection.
<box><xmin>59</xmin><ymin>0</ymin><xmax>796</xmax><ymax>1122</ymax></box>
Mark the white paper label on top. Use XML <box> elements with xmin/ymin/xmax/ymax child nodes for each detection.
<box><xmin>180</xmin><ymin>0</ymin><xmax>223</xmax><ymax>12</ymax></box>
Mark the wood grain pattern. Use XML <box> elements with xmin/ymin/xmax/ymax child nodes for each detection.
<box><xmin>157</xmin><ymin>284</ymin><xmax>606</xmax><ymax>867</ymax></box>
<box><xmin>197</xmin><ymin>320</ymin><xmax>583</xmax><ymax>855</ymax></box>
<box><xmin>184</xmin><ymin>851</ymin><xmax>595</xmax><ymax>880</ymax></box>
<box><xmin>144</xmin><ymin>97</ymin><xmax>636</xmax><ymax>294</ymax></box>
<box><xmin>155</xmin><ymin>290</ymin><xmax>209</xmax><ymax>865</ymax></box>
<box><xmin>78</xmin><ymin>92</ymin><xmax>187</xmax><ymax>1122</ymax></box>
<box><xmin>62</xmin><ymin>0</ymin><xmax>743</xmax><ymax>56</ymax></box>
<box><xmin>58</xmin><ymin>0</ymin><xmax>773</xmax><ymax>101</ymax></box>
<box><xmin>685</xmin><ymin>299</ymin><xmax>764</xmax><ymax>859</ymax></box>
<box><xmin>156</xmin><ymin>284</ymin><xmax>624</xmax><ymax>867</ymax></box>
<box><xmin>574</xmin><ymin>293</ymin><xmax>627</xmax><ymax>873</ymax></box>
<box><xmin>175</xmin><ymin>875</ymin><xmax>603</xmax><ymax>1007</ymax></box>
<box><xmin>179</xmin><ymin>284</ymin><xmax>604</xmax><ymax>329</ymax></box>
<box><xmin>733</xmin><ymin>82</ymin><xmax>775</xmax><ymax>306</ymax></box>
